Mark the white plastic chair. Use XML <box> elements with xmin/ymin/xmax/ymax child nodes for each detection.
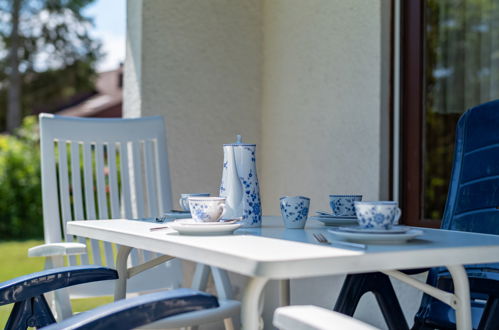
<box><xmin>29</xmin><ymin>113</ymin><xmax>240</xmax><ymax>329</ymax></box>
<box><xmin>273</xmin><ymin>305</ymin><xmax>379</xmax><ymax>330</ymax></box>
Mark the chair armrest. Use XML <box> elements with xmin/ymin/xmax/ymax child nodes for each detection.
<box><xmin>28</xmin><ymin>243</ymin><xmax>87</xmax><ymax>257</ymax></box>
<box><xmin>438</xmin><ymin>270</ymin><xmax>499</xmax><ymax>296</ymax></box>
<box><xmin>41</xmin><ymin>288</ymin><xmax>219</xmax><ymax>330</ymax></box>
<box><xmin>273</xmin><ymin>305</ymin><xmax>379</xmax><ymax>330</ymax></box>
<box><xmin>0</xmin><ymin>266</ymin><xmax>118</xmax><ymax>305</ymax></box>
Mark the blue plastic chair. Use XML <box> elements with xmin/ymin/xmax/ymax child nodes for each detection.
<box><xmin>334</xmin><ymin>100</ymin><xmax>499</xmax><ymax>330</ymax></box>
<box><xmin>0</xmin><ymin>266</ymin><xmax>218</xmax><ymax>330</ymax></box>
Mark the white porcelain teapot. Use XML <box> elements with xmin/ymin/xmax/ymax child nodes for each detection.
<box><xmin>220</xmin><ymin>135</ymin><xmax>262</xmax><ymax>227</ymax></box>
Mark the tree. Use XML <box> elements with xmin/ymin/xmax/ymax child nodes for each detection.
<box><xmin>0</xmin><ymin>0</ymin><xmax>101</xmax><ymax>132</ymax></box>
<box><xmin>6</xmin><ymin>0</ymin><xmax>21</xmax><ymax>132</ymax></box>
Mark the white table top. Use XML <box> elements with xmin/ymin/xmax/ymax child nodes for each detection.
<box><xmin>67</xmin><ymin>216</ymin><xmax>499</xmax><ymax>279</ymax></box>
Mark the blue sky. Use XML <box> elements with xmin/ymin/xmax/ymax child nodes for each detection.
<box><xmin>84</xmin><ymin>0</ymin><xmax>126</xmax><ymax>71</ymax></box>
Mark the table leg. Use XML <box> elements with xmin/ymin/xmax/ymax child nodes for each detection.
<box><xmin>383</xmin><ymin>266</ymin><xmax>472</xmax><ymax>330</ymax></box>
<box><xmin>241</xmin><ymin>277</ymin><xmax>268</xmax><ymax>330</ymax></box>
<box><xmin>114</xmin><ymin>245</ymin><xmax>132</xmax><ymax>301</ymax></box>
<box><xmin>447</xmin><ymin>265</ymin><xmax>472</xmax><ymax>330</ymax></box>
<box><xmin>279</xmin><ymin>280</ymin><xmax>290</xmax><ymax>307</ymax></box>
<box><xmin>191</xmin><ymin>263</ymin><xmax>210</xmax><ymax>291</ymax></box>
<box><xmin>211</xmin><ymin>267</ymin><xmax>234</xmax><ymax>300</ymax></box>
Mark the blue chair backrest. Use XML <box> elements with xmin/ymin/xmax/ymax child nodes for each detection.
<box><xmin>441</xmin><ymin>99</ymin><xmax>499</xmax><ymax>235</ymax></box>
<box><xmin>415</xmin><ymin>100</ymin><xmax>499</xmax><ymax>328</ymax></box>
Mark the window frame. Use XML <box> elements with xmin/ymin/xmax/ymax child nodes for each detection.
<box><xmin>400</xmin><ymin>0</ymin><xmax>441</xmax><ymax>228</ymax></box>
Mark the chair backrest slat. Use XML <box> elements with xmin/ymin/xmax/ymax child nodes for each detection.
<box><xmin>40</xmin><ymin>138</ymin><xmax>61</xmax><ymax>243</ymax></box>
<box><xmin>156</xmin><ymin>137</ymin><xmax>172</xmax><ymax>214</ymax></box>
<box><xmin>70</xmin><ymin>142</ymin><xmax>84</xmax><ymax>220</ymax></box>
<box><xmin>82</xmin><ymin>143</ymin><xmax>97</xmax><ymax>220</ymax></box>
<box><xmin>142</xmin><ymin>140</ymin><xmax>159</xmax><ymax>261</ymax></box>
<box><xmin>107</xmin><ymin>143</ymin><xmax>121</xmax><ymax>219</ymax></box>
<box><xmin>95</xmin><ymin>142</ymin><xmax>109</xmax><ymax>220</ymax></box>
<box><xmin>144</xmin><ymin>140</ymin><xmax>159</xmax><ymax>218</ymax></box>
<box><xmin>56</xmin><ymin>140</ymin><xmax>71</xmax><ymax>238</ymax></box>
<box><xmin>94</xmin><ymin>143</ymin><xmax>117</xmax><ymax>267</ymax></box>
<box><xmin>81</xmin><ymin>143</ymin><xmax>102</xmax><ymax>265</ymax></box>
<box><xmin>123</xmin><ymin>141</ymin><xmax>144</xmax><ymax>265</ymax></box>
<box><xmin>131</xmin><ymin>141</ymin><xmax>145</xmax><ymax>218</ymax></box>
<box><xmin>69</xmin><ymin>142</ymin><xmax>90</xmax><ymax>265</ymax></box>
<box><xmin>119</xmin><ymin>142</ymin><xmax>133</xmax><ymax>219</ymax></box>
<box><xmin>56</xmin><ymin>140</ymin><xmax>78</xmax><ymax>266</ymax></box>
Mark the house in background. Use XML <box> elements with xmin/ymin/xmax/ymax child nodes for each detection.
<box><xmin>56</xmin><ymin>65</ymin><xmax>123</xmax><ymax>118</ymax></box>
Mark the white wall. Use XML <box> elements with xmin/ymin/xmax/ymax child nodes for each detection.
<box><xmin>123</xmin><ymin>0</ymin><xmax>142</xmax><ymax>118</ymax></box>
<box><xmin>125</xmin><ymin>0</ymin><xmax>262</xmax><ymax>200</ymax></box>
<box><xmin>260</xmin><ymin>0</ymin><xmax>390</xmax><ymax>215</ymax></box>
<box><xmin>124</xmin><ymin>1</ymin><xmax>423</xmax><ymax>329</ymax></box>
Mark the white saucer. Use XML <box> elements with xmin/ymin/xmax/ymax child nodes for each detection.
<box><xmin>316</xmin><ymin>211</ymin><xmax>357</xmax><ymax>217</ymax></box>
<box><xmin>315</xmin><ymin>212</ymin><xmax>357</xmax><ymax>219</ymax></box>
<box><xmin>328</xmin><ymin>228</ymin><xmax>423</xmax><ymax>244</ymax></box>
<box><xmin>336</xmin><ymin>226</ymin><xmax>411</xmax><ymax>234</ymax></box>
<box><xmin>168</xmin><ymin>219</ymin><xmax>241</xmax><ymax>236</ymax></box>
<box><xmin>310</xmin><ymin>216</ymin><xmax>358</xmax><ymax>226</ymax></box>
<box><xmin>163</xmin><ymin>211</ymin><xmax>191</xmax><ymax>220</ymax></box>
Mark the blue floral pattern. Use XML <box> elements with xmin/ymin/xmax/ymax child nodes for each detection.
<box><xmin>189</xmin><ymin>199</ymin><xmax>225</xmax><ymax>222</ymax></box>
<box><xmin>354</xmin><ymin>202</ymin><xmax>401</xmax><ymax>229</ymax></box>
<box><xmin>238</xmin><ymin>146</ymin><xmax>262</xmax><ymax>227</ymax></box>
<box><xmin>329</xmin><ymin>195</ymin><xmax>362</xmax><ymax>216</ymax></box>
<box><xmin>191</xmin><ymin>203</ymin><xmax>210</xmax><ymax>221</ymax></box>
<box><xmin>280</xmin><ymin>196</ymin><xmax>310</xmax><ymax>229</ymax></box>
<box><xmin>220</xmin><ymin>160</ymin><xmax>228</xmax><ymax>193</ymax></box>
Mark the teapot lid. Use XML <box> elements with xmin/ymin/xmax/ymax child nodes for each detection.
<box><xmin>224</xmin><ymin>134</ymin><xmax>256</xmax><ymax>146</ymax></box>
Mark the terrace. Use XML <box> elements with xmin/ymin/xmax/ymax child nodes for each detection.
<box><xmin>1</xmin><ymin>1</ymin><xmax>499</xmax><ymax>329</ymax></box>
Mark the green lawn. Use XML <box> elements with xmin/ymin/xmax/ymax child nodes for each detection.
<box><xmin>0</xmin><ymin>240</ymin><xmax>112</xmax><ymax>327</ymax></box>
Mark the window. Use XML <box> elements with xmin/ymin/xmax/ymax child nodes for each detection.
<box><xmin>401</xmin><ymin>0</ymin><xmax>499</xmax><ymax>227</ymax></box>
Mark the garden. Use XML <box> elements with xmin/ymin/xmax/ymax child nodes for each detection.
<box><xmin>0</xmin><ymin>117</ymin><xmax>110</xmax><ymax>327</ymax></box>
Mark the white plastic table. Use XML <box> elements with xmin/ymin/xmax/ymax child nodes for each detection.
<box><xmin>67</xmin><ymin>216</ymin><xmax>499</xmax><ymax>330</ymax></box>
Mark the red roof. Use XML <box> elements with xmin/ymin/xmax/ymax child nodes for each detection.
<box><xmin>56</xmin><ymin>66</ymin><xmax>123</xmax><ymax>118</ymax></box>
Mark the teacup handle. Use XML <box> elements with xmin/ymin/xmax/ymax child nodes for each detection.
<box><xmin>179</xmin><ymin>197</ymin><xmax>187</xmax><ymax>211</ymax></box>
<box><xmin>218</xmin><ymin>203</ymin><xmax>226</xmax><ymax>220</ymax></box>
<box><xmin>393</xmin><ymin>207</ymin><xmax>401</xmax><ymax>225</ymax></box>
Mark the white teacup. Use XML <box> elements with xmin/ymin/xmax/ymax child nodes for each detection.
<box><xmin>354</xmin><ymin>201</ymin><xmax>401</xmax><ymax>230</ymax></box>
<box><xmin>188</xmin><ymin>197</ymin><xmax>226</xmax><ymax>222</ymax></box>
<box><xmin>179</xmin><ymin>193</ymin><xmax>210</xmax><ymax>211</ymax></box>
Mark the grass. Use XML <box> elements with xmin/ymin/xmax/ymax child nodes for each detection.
<box><xmin>0</xmin><ymin>240</ymin><xmax>112</xmax><ymax>327</ymax></box>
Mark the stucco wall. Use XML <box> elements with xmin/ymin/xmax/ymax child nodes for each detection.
<box><xmin>125</xmin><ymin>0</ymin><xmax>262</xmax><ymax>199</ymax></box>
<box><xmin>260</xmin><ymin>0</ymin><xmax>390</xmax><ymax>216</ymax></box>
<box><xmin>258</xmin><ymin>2</ymin><xmax>422</xmax><ymax>329</ymax></box>
<box><xmin>123</xmin><ymin>0</ymin><xmax>142</xmax><ymax>118</ymax></box>
<box><xmin>124</xmin><ymin>1</ymin><xmax>423</xmax><ymax>329</ymax></box>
